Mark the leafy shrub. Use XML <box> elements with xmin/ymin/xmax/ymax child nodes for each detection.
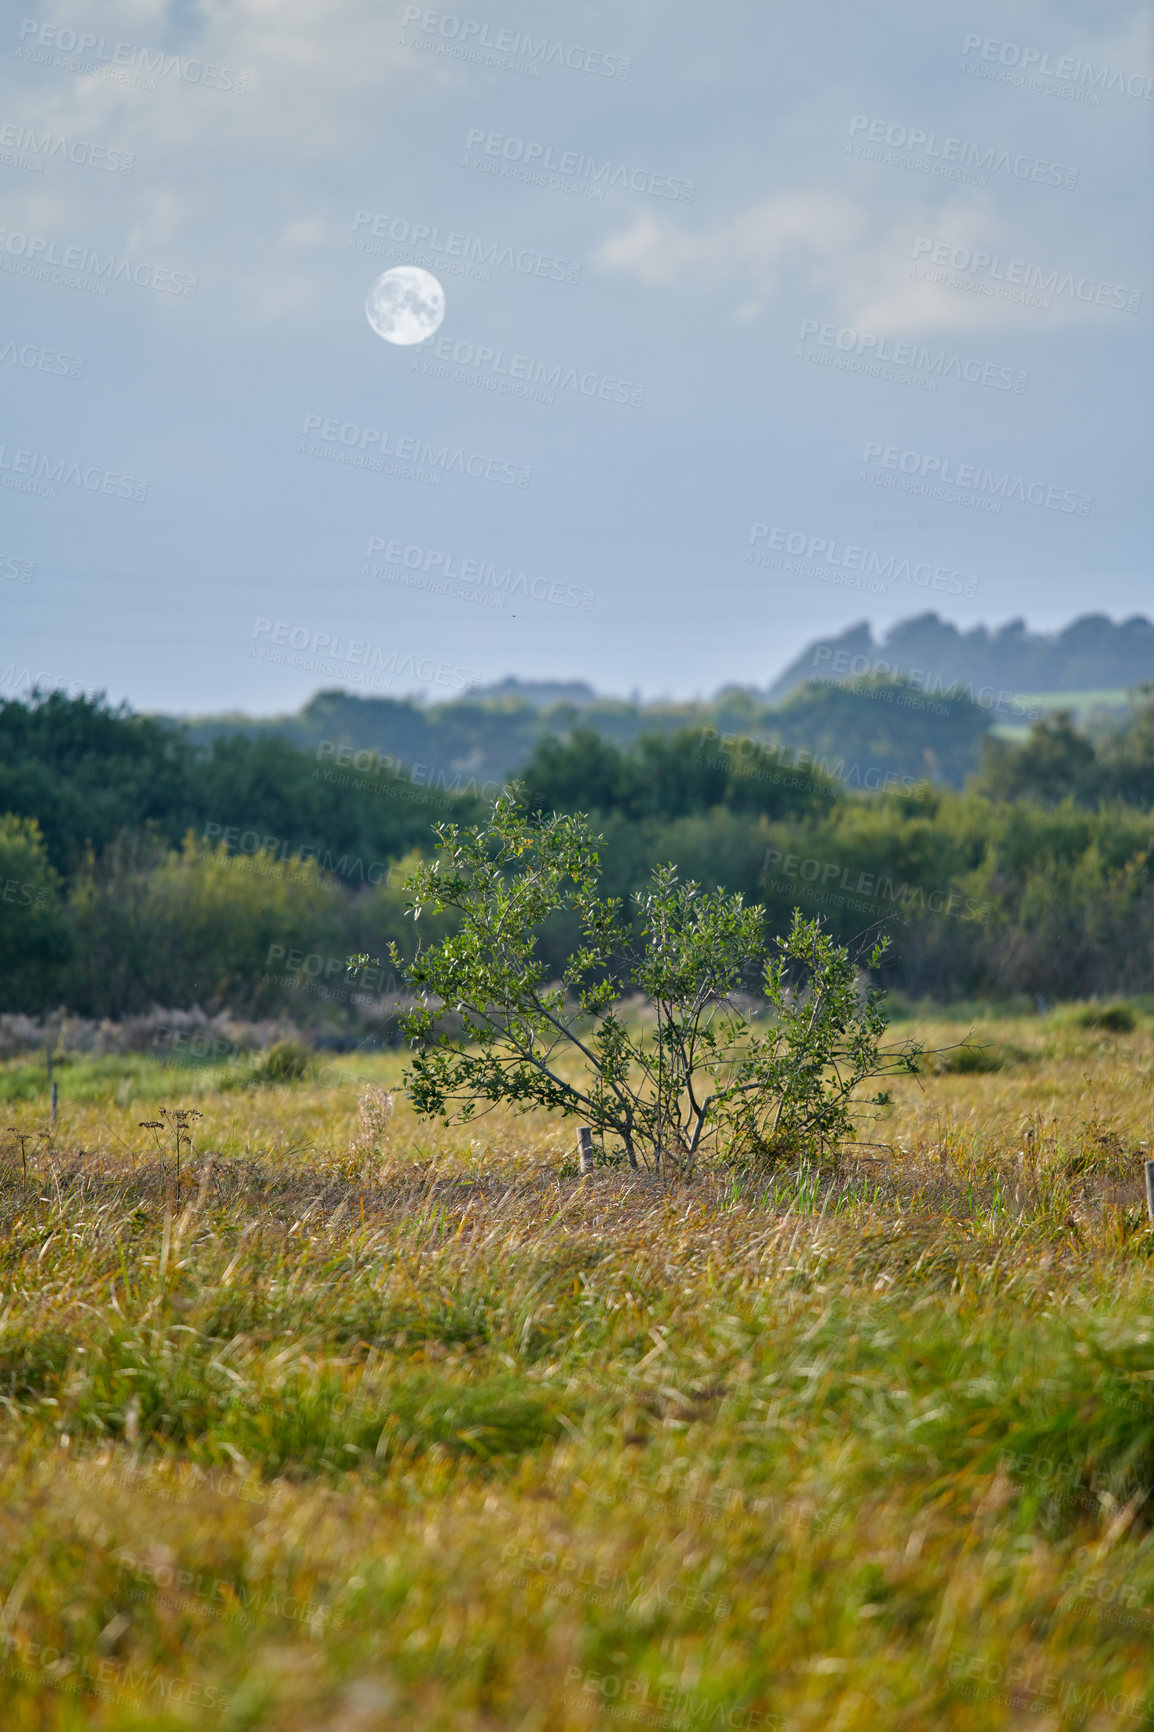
<box><xmin>382</xmin><ymin>793</ymin><xmax>921</xmax><ymax>1173</ymax></box>
<box><xmin>67</xmin><ymin>836</ymin><xmax>342</xmax><ymax>1019</ymax></box>
<box><xmin>249</xmin><ymin>1040</ymin><xmax>313</xmax><ymax>1084</ymax></box>
<box><xmin>1074</xmin><ymin>1002</ymin><xmax>1138</xmax><ymax>1033</ymax></box>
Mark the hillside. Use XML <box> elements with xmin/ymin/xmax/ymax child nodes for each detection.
<box><xmin>764</xmin><ymin>612</ymin><xmax>1154</xmax><ymax>704</ymax></box>
<box><xmin>177</xmin><ymin>615</ymin><xmax>1154</xmax><ymax>790</ymax></box>
<box><xmin>179</xmin><ymin>675</ymin><xmax>1001</xmax><ymax>793</ymax></box>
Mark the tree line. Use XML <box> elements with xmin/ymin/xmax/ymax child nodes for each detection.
<box><xmin>2</xmin><ymin>684</ymin><xmax>1153</xmax><ymax>1023</ymax></box>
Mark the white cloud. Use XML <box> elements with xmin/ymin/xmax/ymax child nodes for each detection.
<box><xmin>0</xmin><ymin>0</ymin><xmax>427</xmax><ymax>287</ymax></box>
<box><xmin>595</xmin><ymin>187</ymin><xmax>1141</xmax><ymax>336</ymax></box>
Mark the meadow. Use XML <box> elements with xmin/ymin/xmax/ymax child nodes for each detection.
<box><xmin>2</xmin><ymin>1007</ymin><xmax>1154</xmax><ymax>1729</ymax></box>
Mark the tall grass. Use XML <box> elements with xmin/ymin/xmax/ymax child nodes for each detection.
<box><xmin>1</xmin><ymin>1013</ymin><xmax>1154</xmax><ymax>1727</ymax></box>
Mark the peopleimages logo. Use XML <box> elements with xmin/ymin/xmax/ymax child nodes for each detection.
<box><xmin>761</xmin><ymin>847</ymin><xmax>990</xmax><ymax>925</ymax></box>
<box><xmin>414</xmin><ymin>334</ymin><xmax>645</xmax><ymax>407</ymax></box>
<box><xmin>847</xmin><ymin>115</ymin><xmax>1078</xmax><ymax>188</ymax></box>
<box><xmin>860</xmin><ymin>442</ymin><xmax>1091</xmax><ymax>516</ymax></box>
<box><xmin>264</xmin><ymin>945</ymin><xmax>403</xmax><ymax>1004</ymax></box>
<box><xmin>0</xmin><ymin>442</ymin><xmax>148</xmax><ymax>502</ymax></box>
<box><xmin>961</xmin><ymin>34</ymin><xmax>1154</xmax><ymax>101</ymax></box>
<box><xmin>315</xmin><ymin>741</ymin><xmax>506</xmax><ymax>804</ymax></box>
<box><xmin>699</xmin><ymin>730</ymin><xmax>932</xmax><ymax>801</ymax></box>
<box><xmin>0</xmin><ymin>665</ymin><xmax>101</xmax><ymax>701</ymax></box>
<box><xmin>401</xmin><ymin>8</ymin><xmax>631</xmax><ymax>79</ymax></box>
<box><xmin>299</xmin><ymin>414</ymin><xmax>531</xmax><ymax>488</ymax></box>
<box><xmin>351</xmin><ymin>210</ymin><xmax>582</xmax><ymax>285</ymax></box>
<box><xmin>0</xmin><ymin>228</ymin><xmax>198</xmax><ymax>297</ymax></box>
<box><xmin>797</xmin><ymin>319</ymin><xmax>1026</xmax><ymax>393</ymax></box>
<box><xmin>0</xmin><ymin>122</ymin><xmax>133</xmax><ymax>174</ymax></box>
<box><xmin>202</xmin><ymin>821</ymin><xmax>394</xmax><ymax>892</ymax></box>
<box><xmin>1</xmin><ymin>551</ymin><xmax>35</xmax><ymax>583</ymax></box>
<box><xmin>15</xmin><ymin>19</ymin><xmax>249</xmax><ymax>92</ymax></box>
<box><xmin>366</xmin><ymin>538</ymin><xmax>595</xmax><ymax>611</ymax></box>
<box><xmin>463</xmin><ymin>129</ymin><xmax>695</xmax><ymax>201</ymax></box>
<box><xmin>0</xmin><ymin>336</ymin><xmax>84</xmax><ymax>379</ymax></box>
<box><xmin>910</xmin><ymin>238</ymin><xmax>1141</xmax><ymax>313</ymax></box>
<box><xmin>747</xmin><ymin>525</ymin><xmax>979</xmax><ymax>598</ymax></box>
<box><xmin>250</xmin><ymin>618</ymin><xmax>480</xmax><ymax>690</ymax></box>
<box><xmin>808</xmin><ymin>648</ymin><xmax>1041</xmax><ymax>720</ymax></box>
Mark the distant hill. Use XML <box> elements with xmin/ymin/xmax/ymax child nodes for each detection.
<box><xmin>764</xmin><ymin>612</ymin><xmax>1154</xmax><ymax>705</ymax></box>
<box><xmin>179</xmin><ymin>677</ymin><xmax>995</xmax><ymax>792</ymax></box>
<box><xmin>180</xmin><ymin>689</ymin><xmax>712</xmax><ymax>788</ymax></box>
<box><xmin>173</xmin><ymin>614</ymin><xmax>1154</xmax><ymax>796</ymax></box>
<box><xmin>465</xmin><ymin>677</ymin><xmax>600</xmax><ymax>708</ymax></box>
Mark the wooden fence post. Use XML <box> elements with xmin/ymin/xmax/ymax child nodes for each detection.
<box><xmin>578</xmin><ymin>1126</ymin><xmax>595</xmax><ymax>1176</ymax></box>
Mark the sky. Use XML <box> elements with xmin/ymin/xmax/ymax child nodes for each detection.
<box><xmin>2</xmin><ymin>0</ymin><xmax>1152</xmax><ymax>714</ymax></box>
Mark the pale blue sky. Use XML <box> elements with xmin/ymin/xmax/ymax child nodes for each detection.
<box><xmin>2</xmin><ymin>0</ymin><xmax>1151</xmax><ymax>711</ymax></box>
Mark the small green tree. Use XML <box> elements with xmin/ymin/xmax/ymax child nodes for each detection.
<box><xmin>382</xmin><ymin>794</ymin><xmax>920</xmax><ymax>1174</ymax></box>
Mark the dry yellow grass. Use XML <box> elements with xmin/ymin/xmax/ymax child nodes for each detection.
<box><xmin>2</xmin><ymin>1009</ymin><xmax>1154</xmax><ymax>1728</ymax></box>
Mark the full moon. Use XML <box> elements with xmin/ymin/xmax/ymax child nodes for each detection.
<box><xmin>365</xmin><ymin>267</ymin><xmax>445</xmax><ymax>345</ymax></box>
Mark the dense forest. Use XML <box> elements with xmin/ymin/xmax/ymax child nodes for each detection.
<box><xmin>178</xmin><ymin>610</ymin><xmax>1154</xmax><ymax>791</ymax></box>
<box><xmin>3</xmin><ymin>677</ymin><xmax>1154</xmax><ymax>1028</ymax></box>
<box><xmin>181</xmin><ymin>664</ymin><xmax>1004</xmax><ymax>792</ymax></box>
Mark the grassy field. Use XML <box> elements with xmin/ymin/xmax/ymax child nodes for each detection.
<box><xmin>3</xmin><ymin>1008</ymin><xmax>1154</xmax><ymax>1729</ymax></box>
